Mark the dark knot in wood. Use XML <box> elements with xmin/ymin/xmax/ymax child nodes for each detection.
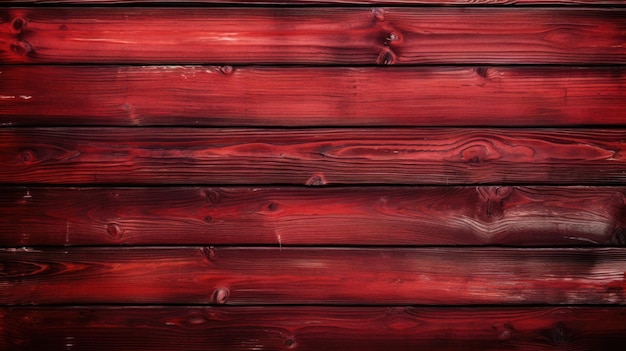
<box><xmin>106</xmin><ymin>223</ymin><xmax>123</xmax><ymax>239</ymax></box>
<box><xmin>12</xmin><ymin>18</ymin><xmax>25</xmax><ymax>32</ymax></box>
<box><xmin>212</xmin><ymin>287</ymin><xmax>230</xmax><ymax>305</ymax></box>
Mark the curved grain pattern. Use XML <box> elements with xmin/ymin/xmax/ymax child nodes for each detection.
<box><xmin>1</xmin><ymin>186</ymin><xmax>625</xmax><ymax>246</ymax></box>
<box><xmin>0</xmin><ymin>128</ymin><xmax>625</xmax><ymax>185</ymax></box>
<box><xmin>2</xmin><ymin>247</ymin><xmax>626</xmax><ymax>305</ymax></box>
<box><xmin>2</xmin><ymin>66</ymin><xmax>626</xmax><ymax>126</ymax></box>
<box><xmin>2</xmin><ymin>8</ymin><xmax>625</xmax><ymax>64</ymax></box>
<box><xmin>3</xmin><ymin>307</ymin><xmax>626</xmax><ymax>351</ymax></box>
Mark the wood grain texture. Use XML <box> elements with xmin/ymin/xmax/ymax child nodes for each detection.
<box><xmin>1</xmin><ymin>128</ymin><xmax>625</xmax><ymax>185</ymax></box>
<box><xmin>2</xmin><ymin>8</ymin><xmax>626</xmax><ymax>64</ymax></box>
<box><xmin>2</xmin><ymin>247</ymin><xmax>626</xmax><ymax>305</ymax></box>
<box><xmin>2</xmin><ymin>66</ymin><xmax>626</xmax><ymax>127</ymax></box>
<box><xmin>5</xmin><ymin>0</ymin><xmax>626</xmax><ymax>5</ymax></box>
<box><xmin>3</xmin><ymin>306</ymin><xmax>626</xmax><ymax>351</ymax></box>
<box><xmin>1</xmin><ymin>186</ymin><xmax>625</xmax><ymax>246</ymax></box>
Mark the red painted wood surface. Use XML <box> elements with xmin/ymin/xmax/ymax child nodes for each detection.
<box><xmin>6</xmin><ymin>0</ymin><xmax>626</xmax><ymax>4</ymax></box>
<box><xmin>3</xmin><ymin>306</ymin><xmax>626</xmax><ymax>351</ymax></box>
<box><xmin>2</xmin><ymin>247</ymin><xmax>626</xmax><ymax>305</ymax></box>
<box><xmin>2</xmin><ymin>8</ymin><xmax>626</xmax><ymax>64</ymax></box>
<box><xmin>1</xmin><ymin>186</ymin><xmax>624</xmax><ymax>246</ymax></box>
<box><xmin>1</xmin><ymin>128</ymin><xmax>624</xmax><ymax>185</ymax></box>
<box><xmin>2</xmin><ymin>66</ymin><xmax>625</xmax><ymax>127</ymax></box>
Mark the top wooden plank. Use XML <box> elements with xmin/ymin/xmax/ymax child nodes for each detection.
<box><xmin>2</xmin><ymin>7</ymin><xmax>625</xmax><ymax>64</ymax></box>
<box><xmin>4</xmin><ymin>0</ymin><xmax>626</xmax><ymax>5</ymax></box>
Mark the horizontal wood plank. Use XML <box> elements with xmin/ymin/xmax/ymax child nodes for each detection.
<box><xmin>1</xmin><ymin>128</ymin><xmax>625</xmax><ymax>185</ymax></box>
<box><xmin>6</xmin><ymin>0</ymin><xmax>626</xmax><ymax>5</ymax></box>
<box><xmin>2</xmin><ymin>8</ymin><xmax>626</xmax><ymax>64</ymax></box>
<box><xmin>2</xmin><ymin>66</ymin><xmax>626</xmax><ymax>126</ymax></box>
<box><xmin>3</xmin><ymin>306</ymin><xmax>626</xmax><ymax>351</ymax></box>
<box><xmin>1</xmin><ymin>186</ymin><xmax>625</xmax><ymax>246</ymax></box>
<box><xmin>2</xmin><ymin>247</ymin><xmax>626</xmax><ymax>305</ymax></box>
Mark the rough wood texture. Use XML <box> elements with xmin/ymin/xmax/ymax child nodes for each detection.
<box><xmin>2</xmin><ymin>66</ymin><xmax>626</xmax><ymax>127</ymax></box>
<box><xmin>2</xmin><ymin>8</ymin><xmax>626</xmax><ymax>64</ymax></box>
<box><xmin>3</xmin><ymin>306</ymin><xmax>626</xmax><ymax>351</ymax></box>
<box><xmin>5</xmin><ymin>0</ymin><xmax>626</xmax><ymax>5</ymax></box>
<box><xmin>1</xmin><ymin>186</ymin><xmax>625</xmax><ymax>246</ymax></box>
<box><xmin>1</xmin><ymin>128</ymin><xmax>625</xmax><ymax>185</ymax></box>
<box><xmin>2</xmin><ymin>247</ymin><xmax>626</xmax><ymax>305</ymax></box>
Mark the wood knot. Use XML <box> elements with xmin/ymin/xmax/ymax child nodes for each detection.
<box><xmin>460</xmin><ymin>144</ymin><xmax>497</xmax><ymax>165</ymax></box>
<box><xmin>476</xmin><ymin>187</ymin><xmax>508</xmax><ymax>220</ymax></box>
<box><xmin>495</xmin><ymin>186</ymin><xmax>513</xmax><ymax>199</ymax></box>
<box><xmin>204</xmin><ymin>189</ymin><xmax>221</xmax><ymax>204</ymax></box>
<box><xmin>306</xmin><ymin>173</ymin><xmax>327</xmax><ymax>186</ymax></box>
<box><xmin>612</xmin><ymin>227</ymin><xmax>626</xmax><ymax>246</ymax></box>
<box><xmin>19</xmin><ymin>150</ymin><xmax>35</xmax><ymax>164</ymax></box>
<box><xmin>186</xmin><ymin>313</ymin><xmax>209</xmax><ymax>325</ymax></box>
<box><xmin>476</xmin><ymin>67</ymin><xmax>489</xmax><ymax>78</ymax></box>
<box><xmin>202</xmin><ymin>246</ymin><xmax>216</xmax><ymax>263</ymax></box>
<box><xmin>285</xmin><ymin>338</ymin><xmax>296</xmax><ymax>348</ymax></box>
<box><xmin>384</xmin><ymin>32</ymin><xmax>403</xmax><ymax>47</ymax></box>
<box><xmin>377</xmin><ymin>49</ymin><xmax>397</xmax><ymax>65</ymax></box>
<box><xmin>212</xmin><ymin>287</ymin><xmax>230</xmax><ymax>304</ymax></box>
<box><xmin>11</xmin><ymin>17</ymin><xmax>25</xmax><ymax>32</ymax></box>
<box><xmin>106</xmin><ymin>223</ymin><xmax>123</xmax><ymax>239</ymax></box>
<box><xmin>10</xmin><ymin>40</ymin><xmax>32</xmax><ymax>57</ymax></box>
<box><xmin>218</xmin><ymin>66</ymin><xmax>234</xmax><ymax>75</ymax></box>
<box><xmin>267</xmin><ymin>202</ymin><xmax>280</xmax><ymax>212</ymax></box>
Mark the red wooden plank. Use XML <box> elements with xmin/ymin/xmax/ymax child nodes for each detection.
<box><xmin>1</xmin><ymin>186</ymin><xmax>624</xmax><ymax>246</ymax></box>
<box><xmin>1</xmin><ymin>128</ymin><xmax>624</xmax><ymax>185</ymax></box>
<box><xmin>3</xmin><ymin>306</ymin><xmax>626</xmax><ymax>351</ymax></box>
<box><xmin>2</xmin><ymin>8</ymin><xmax>625</xmax><ymax>64</ymax></box>
<box><xmin>6</xmin><ymin>0</ymin><xmax>626</xmax><ymax>4</ymax></box>
<box><xmin>2</xmin><ymin>247</ymin><xmax>626</xmax><ymax>305</ymax></box>
<box><xmin>2</xmin><ymin>66</ymin><xmax>625</xmax><ymax>127</ymax></box>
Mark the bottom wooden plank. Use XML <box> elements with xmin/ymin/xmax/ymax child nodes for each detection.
<box><xmin>2</xmin><ymin>306</ymin><xmax>626</xmax><ymax>351</ymax></box>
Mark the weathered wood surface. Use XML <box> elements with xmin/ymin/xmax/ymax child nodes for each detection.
<box><xmin>2</xmin><ymin>66</ymin><xmax>626</xmax><ymax>127</ymax></box>
<box><xmin>5</xmin><ymin>0</ymin><xmax>626</xmax><ymax>5</ymax></box>
<box><xmin>2</xmin><ymin>247</ymin><xmax>626</xmax><ymax>305</ymax></box>
<box><xmin>1</xmin><ymin>128</ymin><xmax>625</xmax><ymax>185</ymax></box>
<box><xmin>3</xmin><ymin>306</ymin><xmax>626</xmax><ymax>351</ymax></box>
<box><xmin>3</xmin><ymin>8</ymin><xmax>626</xmax><ymax>64</ymax></box>
<box><xmin>1</xmin><ymin>186</ymin><xmax>625</xmax><ymax>246</ymax></box>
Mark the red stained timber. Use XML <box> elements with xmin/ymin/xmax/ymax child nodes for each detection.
<box><xmin>0</xmin><ymin>128</ymin><xmax>625</xmax><ymax>185</ymax></box>
<box><xmin>2</xmin><ymin>247</ymin><xmax>626</xmax><ymax>305</ymax></box>
<box><xmin>3</xmin><ymin>307</ymin><xmax>626</xmax><ymax>351</ymax></box>
<box><xmin>1</xmin><ymin>186</ymin><xmax>625</xmax><ymax>246</ymax></box>
<box><xmin>2</xmin><ymin>8</ymin><xmax>626</xmax><ymax>64</ymax></box>
<box><xmin>2</xmin><ymin>66</ymin><xmax>626</xmax><ymax>126</ymax></box>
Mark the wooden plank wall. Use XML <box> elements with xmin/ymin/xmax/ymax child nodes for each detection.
<box><xmin>1</xmin><ymin>1</ymin><xmax>626</xmax><ymax>350</ymax></box>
